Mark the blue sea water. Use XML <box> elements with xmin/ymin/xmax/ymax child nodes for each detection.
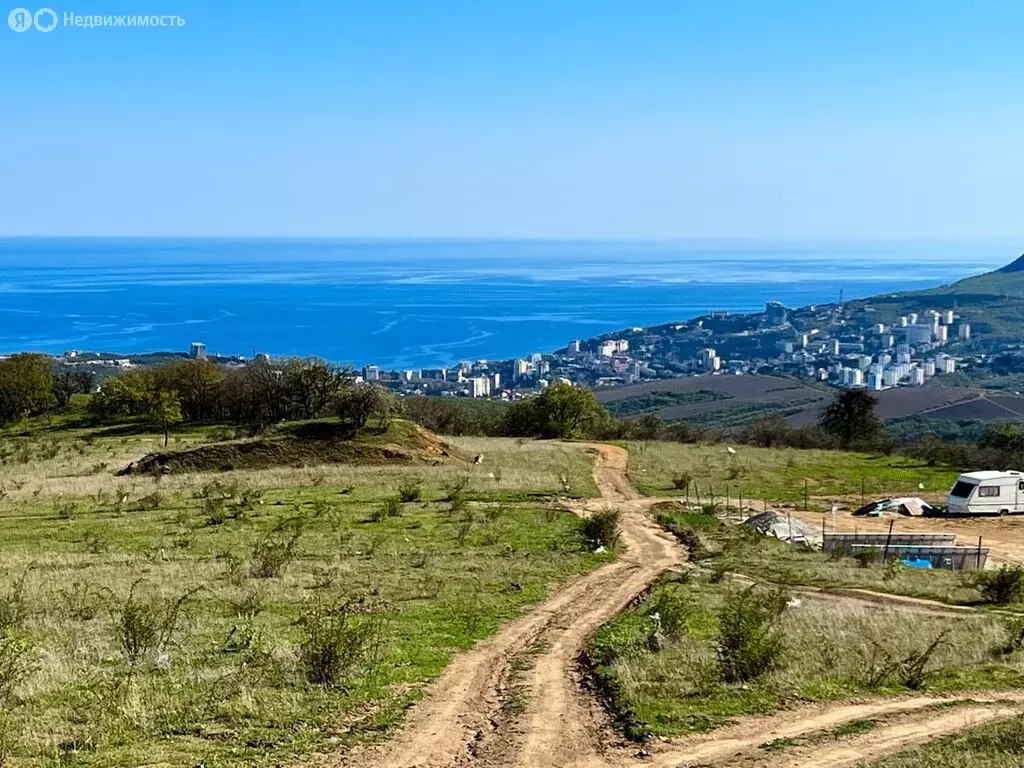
<box><xmin>0</xmin><ymin>238</ymin><xmax>1015</xmax><ymax>369</ymax></box>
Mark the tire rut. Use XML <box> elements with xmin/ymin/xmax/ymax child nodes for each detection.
<box><xmin>341</xmin><ymin>443</ymin><xmax>682</xmax><ymax>768</ymax></box>
<box><xmin>336</xmin><ymin>444</ymin><xmax>1022</xmax><ymax>768</ymax></box>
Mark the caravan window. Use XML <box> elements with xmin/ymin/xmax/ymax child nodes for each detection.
<box><xmin>950</xmin><ymin>481</ymin><xmax>976</xmax><ymax>498</ymax></box>
<box><xmin>978</xmin><ymin>486</ymin><xmax>1001</xmax><ymax>498</ymax></box>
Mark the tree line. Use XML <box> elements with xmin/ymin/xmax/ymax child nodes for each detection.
<box><xmin>87</xmin><ymin>358</ymin><xmax>399</xmax><ymax>443</ymax></box>
<box><xmin>3</xmin><ymin>351</ymin><xmax>1023</xmax><ymax>471</ymax></box>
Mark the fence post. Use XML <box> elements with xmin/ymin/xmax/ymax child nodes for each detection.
<box><xmin>977</xmin><ymin>536</ymin><xmax>983</xmax><ymax>570</ymax></box>
<box><xmin>882</xmin><ymin>519</ymin><xmax>895</xmax><ymax>562</ymax></box>
<box><xmin>694</xmin><ymin>482</ymin><xmax>702</xmax><ymax>507</ymax></box>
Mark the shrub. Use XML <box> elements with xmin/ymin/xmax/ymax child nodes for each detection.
<box><xmin>863</xmin><ymin>631</ymin><xmax>948</xmax><ymax>689</ymax></box>
<box><xmin>715</xmin><ymin>586</ymin><xmax>786</xmax><ymax>683</ymax></box>
<box><xmin>298</xmin><ymin>597</ymin><xmax>386</xmax><ymax>687</ymax></box>
<box><xmin>250</xmin><ymin>529</ymin><xmax>302</xmax><ymax>579</ymax></box>
<box><xmin>397</xmin><ymin>480</ymin><xmax>422</xmax><ymax>503</ymax></box>
<box><xmin>383</xmin><ymin>495</ymin><xmax>403</xmax><ymax>518</ymax></box>
<box><xmin>580</xmin><ymin>509</ymin><xmax>621</xmax><ymax>550</ymax></box>
<box><xmin>976</xmin><ymin>566</ymin><xmax>1024</xmax><ymax>605</ymax></box>
<box><xmin>58</xmin><ymin>582</ymin><xmax>109</xmax><ymax>621</ymax></box>
<box><xmin>443</xmin><ymin>476</ymin><xmax>470</xmax><ymax>503</ymax></box>
<box><xmin>852</xmin><ymin>549</ymin><xmax>881</xmax><ymax>569</ymax></box>
<box><xmin>0</xmin><ymin>634</ymin><xmax>33</xmax><ymax>705</ymax></box>
<box><xmin>115</xmin><ymin>581</ymin><xmax>201</xmax><ymax>676</ymax></box>
<box><xmin>647</xmin><ymin>585</ymin><xmax>689</xmax><ymax>638</ymax></box>
<box><xmin>0</xmin><ymin>572</ymin><xmax>29</xmax><ymax>634</ymax></box>
<box><xmin>671</xmin><ymin>472</ymin><xmax>692</xmax><ymax>492</ymax></box>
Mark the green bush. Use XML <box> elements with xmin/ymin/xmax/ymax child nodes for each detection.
<box><xmin>715</xmin><ymin>586</ymin><xmax>786</xmax><ymax>684</ymax></box>
<box><xmin>580</xmin><ymin>509</ymin><xmax>621</xmax><ymax>550</ymax></box>
<box><xmin>298</xmin><ymin>597</ymin><xmax>385</xmax><ymax>687</ymax></box>
<box><xmin>250</xmin><ymin>530</ymin><xmax>302</xmax><ymax>579</ymax></box>
<box><xmin>975</xmin><ymin>566</ymin><xmax>1024</xmax><ymax>605</ymax></box>
<box><xmin>647</xmin><ymin>584</ymin><xmax>689</xmax><ymax>638</ymax></box>
<box><xmin>397</xmin><ymin>480</ymin><xmax>422</xmax><ymax>503</ymax></box>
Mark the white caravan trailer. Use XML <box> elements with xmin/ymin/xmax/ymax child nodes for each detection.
<box><xmin>946</xmin><ymin>470</ymin><xmax>1024</xmax><ymax>516</ymax></box>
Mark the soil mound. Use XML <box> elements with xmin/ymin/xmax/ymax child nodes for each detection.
<box><xmin>120</xmin><ymin>421</ymin><xmax>457</xmax><ymax>475</ymax></box>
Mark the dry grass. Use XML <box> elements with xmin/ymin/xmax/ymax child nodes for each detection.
<box><xmin>0</xmin><ymin>418</ymin><xmax>608</xmax><ymax>765</ymax></box>
<box><xmin>626</xmin><ymin>440</ymin><xmax>960</xmax><ymax>507</ymax></box>
<box><xmin>592</xmin><ymin>573</ymin><xmax>1024</xmax><ymax>737</ymax></box>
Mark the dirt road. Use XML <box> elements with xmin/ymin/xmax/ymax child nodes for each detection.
<box><xmin>337</xmin><ymin>444</ymin><xmax>1023</xmax><ymax>768</ymax></box>
<box><xmin>342</xmin><ymin>444</ymin><xmax>682</xmax><ymax>768</ymax></box>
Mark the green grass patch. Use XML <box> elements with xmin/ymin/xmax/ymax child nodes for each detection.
<box><xmin>626</xmin><ymin>441</ymin><xmax>959</xmax><ymax>505</ymax></box>
<box><xmin>0</xmin><ymin>419</ymin><xmax>610</xmax><ymax>765</ymax></box>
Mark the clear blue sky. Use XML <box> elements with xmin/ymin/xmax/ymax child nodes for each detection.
<box><xmin>2</xmin><ymin>0</ymin><xmax>1023</xmax><ymax>238</ymax></box>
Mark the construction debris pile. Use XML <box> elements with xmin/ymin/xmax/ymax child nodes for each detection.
<box><xmin>853</xmin><ymin>497</ymin><xmax>934</xmax><ymax>518</ymax></box>
<box><xmin>743</xmin><ymin>510</ymin><xmax>822</xmax><ymax>547</ymax></box>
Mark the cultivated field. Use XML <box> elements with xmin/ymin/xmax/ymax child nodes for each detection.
<box><xmin>595</xmin><ymin>375</ymin><xmax>830</xmax><ymax>427</ymax></box>
<box><xmin>594</xmin><ymin>374</ymin><xmax>1011</xmax><ymax>429</ymax></box>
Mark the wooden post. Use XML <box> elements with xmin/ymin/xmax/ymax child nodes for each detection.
<box><xmin>882</xmin><ymin>519</ymin><xmax>895</xmax><ymax>562</ymax></box>
<box><xmin>694</xmin><ymin>482</ymin><xmax>702</xmax><ymax>507</ymax></box>
<box><xmin>821</xmin><ymin>515</ymin><xmax>826</xmax><ymax>541</ymax></box>
<box><xmin>787</xmin><ymin>511</ymin><xmax>793</xmax><ymax>543</ymax></box>
<box><xmin>977</xmin><ymin>536</ymin><xmax>983</xmax><ymax>570</ymax></box>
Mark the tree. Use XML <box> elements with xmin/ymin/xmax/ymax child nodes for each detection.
<box><xmin>150</xmin><ymin>389</ymin><xmax>182</xmax><ymax>447</ymax></box>
<box><xmin>281</xmin><ymin>359</ymin><xmax>349</xmax><ymax>419</ymax></box>
<box><xmin>336</xmin><ymin>385</ymin><xmax>398</xmax><ymax>430</ymax></box>
<box><xmin>153</xmin><ymin>360</ymin><xmax>225</xmax><ymax>421</ymax></box>
<box><xmin>0</xmin><ymin>353</ymin><xmax>57</xmax><ymax>423</ymax></box>
<box><xmin>502</xmin><ymin>382</ymin><xmax>611</xmax><ymax>440</ymax></box>
<box><xmin>88</xmin><ymin>371</ymin><xmax>156</xmax><ymax>419</ymax></box>
<box><xmin>818</xmin><ymin>390</ymin><xmax>882</xmax><ymax>447</ymax></box>
<box><xmin>743</xmin><ymin>414</ymin><xmax>791</xmax><ymax>448</ymax></box>
<box><xmin>52</xmin><ymin>368</ymin><xmax>96</xmax><ymax>409</ymax></box>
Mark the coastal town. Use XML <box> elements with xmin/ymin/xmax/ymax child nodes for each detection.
<box><xmin>38</xmin><ymin>294</ymin><xmax>993</xmax><ymax>402</ymax></box>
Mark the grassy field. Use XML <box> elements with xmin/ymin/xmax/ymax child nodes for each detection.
<box><xmin>626</xmin><ymin>441</ymin><xmax>961</xmax><ymax>506</ymax></box>
<box><xmin>867</xmin><ymin>714</ymin><xmax>1024</xmax><ymax>767</ymax></box>
<box><xmin>0</xmin><ymin>417</ymin><xmax>609</xmax><ymax>766</ymax></box>
<box><xmin>589</xmin><ymin>509</ymin><xmax>1024</xmax><ymax>739</ymax></box>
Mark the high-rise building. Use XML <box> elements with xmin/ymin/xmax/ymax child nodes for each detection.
<box><xmin>470</xmin><ymin>377</ymin><xmax>491</xmax><ymax>398</ymax></box>
<box><xmin>765</xmin><ymin>301</ymin><xmax>788</xmax><ymax>326</ymax></box>
<box><xmin>189</xmin><ymin>342</ymin><xmax>207</xmax><ymax>360</ymax></box>
<box><xmin>362</xmin><ymin>364</ymin><xmax>380</xmax><ymax>382</ymax></box>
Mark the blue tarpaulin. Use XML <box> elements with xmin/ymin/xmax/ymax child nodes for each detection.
<box><xmin>902</xmin><ymin>557</ymin><xmax>932</xmax><ymax>569</ymax></box>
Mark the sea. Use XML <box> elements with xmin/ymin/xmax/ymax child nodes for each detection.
<box><xmin>0</xmin><ymin>238</ymin><xmax>1016</xmax><ymax>370</ymax></box>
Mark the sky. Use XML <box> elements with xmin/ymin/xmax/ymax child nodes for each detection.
<box><xmin>2</xmin><ymin>0</ymin><xmax>1024</xmax><ymax>239</ymax></box>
